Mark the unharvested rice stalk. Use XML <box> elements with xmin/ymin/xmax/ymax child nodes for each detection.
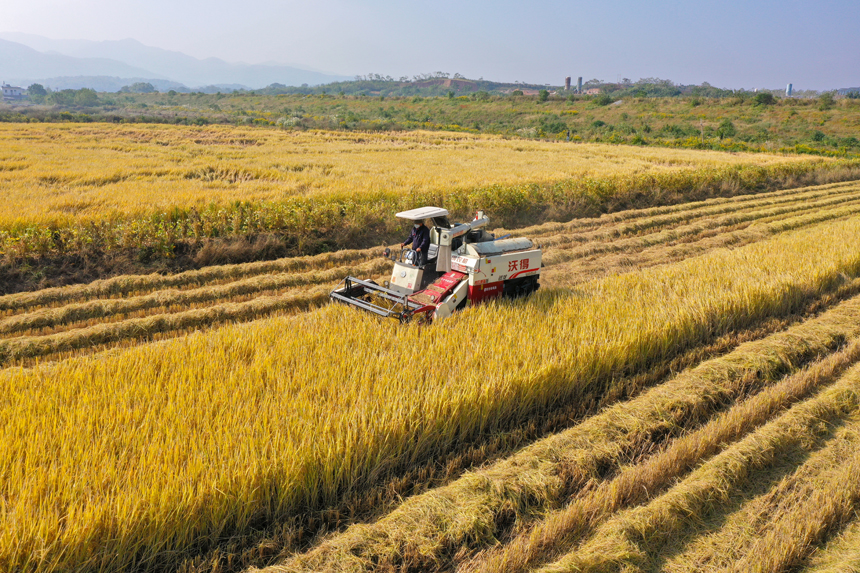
<box><xmin>3</xmin><ymin>218</ymin><xmax>860</xmax><ymax>573</ymax></box>
<box><xmin>272</xmin><ymin>294</ymin><xmax>860</xmax><ymax>573</ymax></box>
<box><xmin>463</xmin><ymin>336</ymin><xmax>860</xmax><ymax>573</ymax></box>
<box><xmin>535</xmin><ymin>364</ymin><xmax>860</xmax><ymax>573</ymax></box>
<box><xmin>3</xmin><ymin>123</ymin><xmax>854</xmax><ymax>259</ymax></box>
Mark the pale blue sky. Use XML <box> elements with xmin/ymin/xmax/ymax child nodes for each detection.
<box><xmin>3</xmin><ymin>0</ymin><xmax>857</xmax><ymax>89</ymax></box>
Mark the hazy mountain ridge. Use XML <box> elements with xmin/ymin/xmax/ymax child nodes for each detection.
<box><xmin>0</xmin><ymin>33</ymin><xmax>350</xmax><ymax>90</ymax></box>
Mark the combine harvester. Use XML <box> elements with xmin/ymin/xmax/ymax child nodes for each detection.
<box><xmin>330</xmin><ymin>207</ymin><xmax>542</xmax><ymax>323</ymax></box>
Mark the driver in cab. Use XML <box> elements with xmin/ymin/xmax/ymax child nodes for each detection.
<box><xmin>402</xmin><ymin>220</ymin><xmax>430</xmax><ymax>267</ymax></box>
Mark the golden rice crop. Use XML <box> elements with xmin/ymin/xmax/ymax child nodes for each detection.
<box><xmin>2</xmin><ymin>217</ymin><xmax>860</xmax><ymax>572</ymax></box>
<box><xmin>0</xmin><ymin>123</ymin><xmax>832</xmax><ymax>229</ymax></box>
<box><xmin>2</xmin><ymin>123</ymin><xmax>857</xmax><ymax>259</ymax></box>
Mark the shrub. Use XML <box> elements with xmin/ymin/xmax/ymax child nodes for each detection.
<box><xmin>754</xmin><ymin>93</ymin><xmax>776</xmax><ymax>106</ymax></box>
<box><xmin>716</xmin><ymin>119</ymin><xmax>737</xmax><ymax>140</ymax></box>
<box><xmin>539</xmin><ymin>89</ymin><xmax>549</xmax><ymax>103</ymax></box>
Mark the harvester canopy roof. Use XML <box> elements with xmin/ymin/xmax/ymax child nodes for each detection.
<box><xmin>395</xmin><ymin>206</ymin><xmax>449</xmax><ymax>220</ymax></box>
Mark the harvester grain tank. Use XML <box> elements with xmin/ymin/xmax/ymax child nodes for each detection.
<box><xmin>330</xmin><ymin>207</ymin><xmax>542</xmax><ymax>322</ymax></box>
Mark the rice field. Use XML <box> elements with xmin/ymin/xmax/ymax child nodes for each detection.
<box><xmin>3</xmin><ymin>179</ymin><xmax>860</xmax><ymax>572</ymax></box>
<box><xmin>2</xmin><ymin>123</ymin><xmax>858</xmax><ymax>260</ymax></box>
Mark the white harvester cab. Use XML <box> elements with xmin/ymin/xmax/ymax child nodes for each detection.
<box><xmin>386</xmin><ymin>206</ymin><xmax>494</xmax><ymax>295</ymax></box>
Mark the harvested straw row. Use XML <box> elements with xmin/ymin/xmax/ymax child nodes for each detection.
<box><xmin>534</xmin><ymin>363</ymin><xmax>860</xmax><ymax>573</ymax></box>
<box><xmin>0</xmin><ymin>259</ymin><xmax>389</xmax><ymax>337</ymax></box>
<box><xmin>270</xmin><ymin>292</ymin><xmax>860</xmax><ymax>573</ymax></box>
<box><xmin>662</xmin><ymin>415</ymin><xmax>860</xmax><ymax>573</ymax></box>
<box><xmin>0</xmin><ymin>285</ymin><xmax>330</xmax><ymax>365</ymax></box>
<box><xmin>534</xmin><ymin>181</ymin><xmax>860</xmax><ymax>249</ymax></box>
<box><xmin>731</xmin><ymin>449</ymin><xmax>860</xmax><ymax>573</ymax></box>
<box><xmin>463</xmin><ymin>337</ymin><xmax>860</xmax><ymax>573</ymax></box>
<box><xmin>803</xmin><ymin>519</ymin><xmax>860</xmax><ymax>573</ymax></box>
<box><xmin>543</xmin><ymin>205</ymin><xmax>860</xmax><ymax>289</ymax></box>
<box><xmin>0</xmin><ymin>246</ymin><xmax>377</xmax><ymax>314</ymax></box>
<box><xmin>502</xmin><ymin>180</ymin><xmax>860</xmax><ymax>238</ymax></box>
<box><xmin>544</xmin><ymin>196</ymin><xmax>860</xmax><ymax>266</ymax></box>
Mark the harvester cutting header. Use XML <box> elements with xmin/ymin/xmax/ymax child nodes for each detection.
<box><xmin>330</xmin><ymin>207</ymin><xmax>542</xmax><ymax>323</ymax></box>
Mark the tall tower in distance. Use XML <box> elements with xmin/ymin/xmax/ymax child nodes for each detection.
<box><xmin>786</xmin><ymin>83</ymin><xmax>793</xmax><ymax>97</ymax></box>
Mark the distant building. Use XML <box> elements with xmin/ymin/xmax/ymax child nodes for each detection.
<box><xmin>2</xmin><ymin>83</ymin><xmax>26</xmax><ymax>100</ymax></box>
<box><xmin>585</xmin><ymin>88</ymin><xmax>601</xmax><ymax>95</ymax></box>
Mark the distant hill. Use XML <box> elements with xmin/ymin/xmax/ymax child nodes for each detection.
<box><xmin>0</xmin><ymin>33</ymin><xmax>351</xmax><ymax>90</ymax></box>
<box><xmin>0</xmin><ymin>39</ymin><xmax>158</xmax><ymax>84</ymax></box>
<box><xmin>22</xmin><ymin>76</ymin><xmax>187</xmax><ymax>92</ymax></box>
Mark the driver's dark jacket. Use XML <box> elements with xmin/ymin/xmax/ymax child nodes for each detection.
<box><xmin>403</xmin><ymin>224</ymin><xmax>430</xmax><ymax>254</ymax></box>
